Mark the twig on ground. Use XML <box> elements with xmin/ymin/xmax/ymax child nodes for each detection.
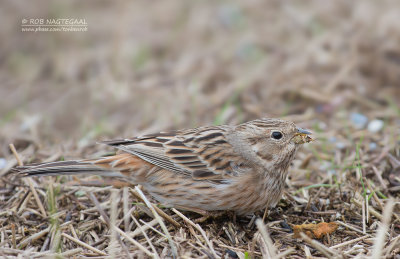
<box><xmin>172</xmin><ymin>208</ymin><xmax>218</xmax><ymax>259</ymax></box>
<box><xmin>113</xmin><ymin>225</ymin><xmax>155</xmax><ymax>257</ymax></box>
<box><xmin>130</xmin><ymin>188</ymin><xmax>181</xmax><ymax>228</ymax></box>
<box><xmin>370</xmin><ymin>199</ymin><xmax>395</xmax><ymax>259</ymax></box>
<box><xmin>61</xmin><ymin>233</ymin><xmax>107</xmax><ymax>256</ymax></box>
<box><xmin>135</xmin><ymin>186</ymin><xmax>178</xmax><ymax>259</ymax></box>
<box><xmin>330</xmin><ymin>235</ymin><xmax>370</xmax><ymax>249</ymax></box>
<box><xmin>131</xmin><ymin>215</ymin><xmax>160</xmax><ymax>258</ymax></box>
<box><xmin>255</xmin><ymin>218</ymin><xmax>277</xmax><ymax>258</ymax></box>
<box><xmin>300</xmin><ymin>232</ymin><xmax>341</xmax><ymax>259</ymax></box>
<box><xmin>123</xmin><ymin>187</ymin><xmax>130</xmax><ymax>231</ymax></box>
<box><xmin>10</xmin><ymin>143</ymin><xmax>47</xmax><ymax>217</ymax></box>
<box><xmin>18</xmin><ymin>227</ymin><xmax>50</xmax><ymax>249</ymax></box>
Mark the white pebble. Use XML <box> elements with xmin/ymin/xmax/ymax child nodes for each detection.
<box><xmin>369</xmin><ymin>142</ymin><xmax>377</xmax><ymax>150</ymax></box>
<box><xmin>319</xmin><ymin>161</ymin><xmax>331</xmax><ymax>171</ymax></box>
<box><xmin>0</xmin><ymin>158</ymin><xmax>7</xmax><ymax>170</ymax></box>
<box><xmin>368</xmin><ymin>119</ymin><xmax>384</xmax><ymax>133</ymax></box>
<box><xmin>336</xmin><ymin>142</ymin><xmax>346</xmax><ymax>150</ymax></box>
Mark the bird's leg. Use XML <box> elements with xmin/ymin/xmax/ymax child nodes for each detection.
<box><xmin>174</xmin><ymin>205</ymin><xmax>232</xmax><ymax>223</ymax></box>
<box><xmin>194</xmin><ymin>211</ymin><xmax>227</xmax><ymax>223</ymax></box>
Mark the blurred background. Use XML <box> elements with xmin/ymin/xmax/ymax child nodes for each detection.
<box><xmin>1</xmin><ymin>0</ymin><xmax>399</xmax><ymax>157</ymax></box>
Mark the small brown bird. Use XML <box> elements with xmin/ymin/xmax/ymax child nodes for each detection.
<box><xmin>18</xmin><ymin>118</ymin><xmax>312</xmax><ymax>215</ymax></box>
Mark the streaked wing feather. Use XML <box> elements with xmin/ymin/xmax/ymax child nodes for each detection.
<box><xmin>116</xmin><ymin>145</ymin><xmax>185</xmax><ymax>175</ymax></box>
<box><xmin>168</xmin><ymin>127</ymin><xmax>246</xmax><ymax>179</ymax></box>
<box><xmin>103</xmin><ymin>126</ymin><xmax>247</xmax><ymax>180</ymax></box>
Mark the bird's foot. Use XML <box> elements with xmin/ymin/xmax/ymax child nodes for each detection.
<box><xmin>174</xmin><ymin>206</ymin><xmax>234</xmax><ymax>223</ymax></box>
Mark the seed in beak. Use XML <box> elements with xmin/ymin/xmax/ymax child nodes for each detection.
<box><xmin>294</xmin><ymin>128</ymin><xmax>313</xmax><ymax>144</ymax></box>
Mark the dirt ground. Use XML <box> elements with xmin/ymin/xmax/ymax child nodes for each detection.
<box><xmin>1</xmin><ymin>0</ymin><xmax>400</xmax><ymax>258</ymax></box>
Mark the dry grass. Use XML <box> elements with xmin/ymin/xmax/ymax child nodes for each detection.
<box><xmin>1</xmin><ymin>0</ymin><xmax>400</xmax><ymax>258</ymax></box>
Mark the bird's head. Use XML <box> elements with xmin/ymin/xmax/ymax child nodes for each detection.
<box><xmin>233</xmin><ymin>118</ymin><xmax>313</xmax><ymax>172</ymax></box>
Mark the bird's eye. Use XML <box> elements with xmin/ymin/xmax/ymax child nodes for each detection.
<box><xmin>271</xmin><ymin>131</ymin><xmax>283</xmax><ymax>140</ymax></box>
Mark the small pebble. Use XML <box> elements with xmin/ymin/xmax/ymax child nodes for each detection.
<box><xmin>367</xmin><ymin>119</ymin><xmax>384</xmax><ymax>133</ymax></box>
<box><xmin>350</xmin><ymin>113</ymin><xmax>368</xmax><ymax>129</ymax></box>
<box><xmin>0</xmin><ymin>158</ymin><xmax>7</xmax><ymax>170</ymax></box>
<box><xmin>328</xmin><ymin>136</ymin><xmax>337</xmax><ymax>143</ymax></box>
<box><xmin>20</xmin><ymin>114</ymin><xmax>41</xmax><ymax>132</ymax></box>
<box><xmin>369</xmin><ymin>142</ymin><xmax>377</xmax><ymax>151</ymax></box>
<box><xmin>335</xmin><ymin>142</ymin><xmax>346</xmax><ymax>149</ymax></box>
<box><xmin>319</xmin><ymin>161</ymin><xmax>331</xmax><ymax>171</ymax></box>
<box><xmin>39</xmin><ymin>224</ymin><xmax>49</xmax><ymax>230</ymax></box>
<box><xmin>280</xmin><ymin>220</ymin><xmax>293</xmax><ymax>232</ymax></box>
<box><xmin>342</xmin><ymin>191</ymin><xmax>348</xmax><ymax>200</ymax></box>
<box><xmin>318</xmin><ymin>121</ymin><xmax>327</xmax><ymax>130</ymax></box>
<box><xmin>65</xmin><ymin>212</ymin><xmax>72</xmax><ymax>222</ymax></box>
<box><xmin>225</xmin><ymin>249</ymin><xmax>239</xmax><ymax>259</ymax></box>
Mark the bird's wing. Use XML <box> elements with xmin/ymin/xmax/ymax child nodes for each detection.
<box><xmin>101</xmin><ymin>126</ymin><xmax>249</xmax><ymax>181</ymax></box>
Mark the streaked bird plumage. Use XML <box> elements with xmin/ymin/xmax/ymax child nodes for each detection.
<box><xmin>17</xmin><ymin>118</ymin><xmax>312</xmax><ymax>215</ymax></box>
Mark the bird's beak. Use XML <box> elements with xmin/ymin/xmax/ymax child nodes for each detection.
<box><xmin>293</xmin><ymin>127</ymin><xmax>313</xmax><ymax>144</ymax></box>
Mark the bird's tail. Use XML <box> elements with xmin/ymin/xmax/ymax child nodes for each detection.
<box><xmin>15</xmin><ymin>153</ymin><xmax>146</xmax><ymax>179</ymax></box>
